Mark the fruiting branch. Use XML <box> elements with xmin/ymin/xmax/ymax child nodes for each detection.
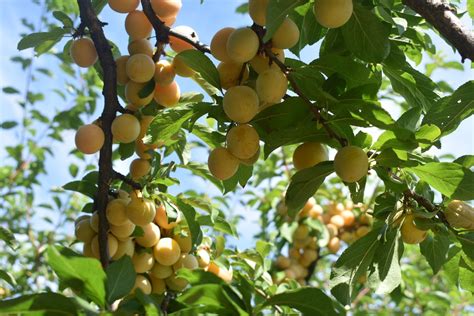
<box><xmin>77</xmin><ymin>0</ymin><xmax>120</xmax><ymax>268</ymax></box>
<box><xmin>403</xmin><ymin>190</ymin><xmax>437</xmax><ymax>213</ymax></box>
<box><xmin>402</xmin><ymin>0</ymin><xmax>474</xmax><ymax>62</ymax></box>
<box><xmin>113</xmin><ymin>170</ymin><xmax>143</xmax><ymax>190</ymax></box>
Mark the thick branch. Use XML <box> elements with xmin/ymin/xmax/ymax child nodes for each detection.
<box><xmin>77</xmin><ymin>0</ymin><xmax>119</xmax><ymax>268</ymax></box>
<box><xmin>403</xmin><ymin>0</ymin><xmax>474</xmax><ymax>61</ymax></box>
<box><xmin>403</xmin><ymin>189</ymin><xmax>437</xmax><ymax>213</ymax></box>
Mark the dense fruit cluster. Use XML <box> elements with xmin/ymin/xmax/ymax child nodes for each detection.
<box><xmin>273</xmin><ymin>197</ymin><xmax>372</xmax><ymax>285</ymax></box>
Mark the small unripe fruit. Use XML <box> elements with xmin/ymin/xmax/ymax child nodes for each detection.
<box><xmin>172</xmin><ymin>55</ymin><xmax>195</xmax><ymax>77</ymax></box>
<box><xmin>154</xmin><ymin>60</ymin><xmax>176</xmax><ymax>85</ymax></box>
<box><xmin>130</xmin><ymin>158</ymin><xmax>151</xmax><ymax>180</ymax></box>
<box><xmin>328</xmin><ymin>237</ymin><xmax>341</xmax><ymax>253</ymax></box>
<box><xmin>75</xmin><ymin>219</ymin><xmax>95</xmax><ymax>243</ymax></box>
<box><xmin>136</xmin><ymin>223</ymin><xmax>161</xmax><ymax>248</ymax></box>
<box><xmin>256</xmin><ymin>68</ymin><xmax>287</xmax><ymax>105</ymax></box>
<box><xmin>154</xmin><ymin>81</ymin><xmax>181</xmax><ymax>107</ymax></box>
<box><xmin>151</xmin><ymin>0</ymin><xmax>182</xmax><ymax>19</ymax></box>
<box><xmin>108</xmin><ymin>0</ymin><xmax>139</xmax><ymax>13</ymax></box>
<box><xmin>401</xmin><ymin>215</ymin><xmax>428</xmax><ymax>244</ymax></box>
<box><xmin>150</xmin><ymin>276</ymin><xmax>166</xmax><ymax>294</ymax></box>
<box><xmin>334</xmin><ymin>146</ymin><xmax>369</xmax><ymax>183</ymax></box>
<box><xmin>173</xmin><ymin>230</ymin><xmax>192</xmax><ymax>253</ymax></box>
<box><xmin>223</xmin><ymin>86</ymin><xmax>259</xmax><ymax>123</ymax></box>
<box><xmin>226</xmin><ymin>124</ymin><xmax>260</xmax><ymax>160</ymax></box>
<box><xmin>165</xmin><ymin>274</ymin><xmax>188</xmax><ymax>291</ymax></box>
<box><xmin>196</xmin><ymin>248</ymin><xmax>211</xmax><ymax>268</ymax></box>
<box><xmin>132</xmin><ymin>251</ymin><xmax>155</xmax><ymax>273</ymax></box>
<box><xmin>271</xmin><ymin>18</ymin><xmax>300</xmax><ymax>49</ymax></box>
<box><xmin>91</xmin><ymin>234</ymin><xmax>118</xmax><ymax>258</ymax></box>
<box><xmin>111</xmin><ymin>114</ymin><xmax>141</xmax><ymax>143</ymax></box>
<box><xmin>173</xmin><ymin>253</ymin><xmax>199</xmax><ymax>271</ymax></box>
<box><xmin>293</xmin><ymin>142</ymin><xmax>328</xmax><ymax>170</ymax></box>
<box><xmin>128</xmin><ymin>39</ymin><xmax>154</xmax><ymax>57</ymax></box>
<box><xmin>125</xmin><ymin>81</ymin><xmax>155</xmax><ymax>107</ymax></box>
<box><xmin>106</xmin><ymin>199</ymin><xmax>129</xmax><ymax>226</ymax></box>
<box><xmin>210</xmin><ymin>27</ymin><xmax>235</xmax><ymax>62</ymax></box>
<box><xmin>151</xmin><ymin>263</ymin><xmax>173</xmax><ymax>279</ymax></box>
<box><xmin>133</xmin><ymin>275</ymin><xmax>152</xmax><ymax>294</ymax></box>
<box><xmin>125</xmin><ymin>10</ymin><xmax>152</xmax><ymax>40</ymax></box>
<box><xmin>75</xmin><ymin>124</ymin><xmax>104</xmax><ymax>155</ymax></box>
<box><xmin>153</xmin><ymin>237</ymin><xmax>181</xmax><ymax>266</ymax></box>
<box><xmin>126</xmin><ymin>54</ymin><xmax>155</xmax><ymax>83</ymax></box>
<box><xmin>208</xmin><ymin>147</ymin><xmax>239</xmax><ymax>181</ymax></box>
<box><xmin>70</xmin><ymin>38</ymin><xmax>98</xmax><ymax>68</ymax></box>
<box><xmin>313</xmin><ymin>0</ymin><xmax>353</xmax><ymax>29</ymax></box>
<box><xmin>217</xmin><ymin>61</ymin><xmax>249</xmax><ymax>90</ymax></box>
<box><xmin>127</xmin><ymin>198</ymin><xmax>156</xmax><ymax>226</ymax></box>
<box><xmin>248</xmin><ymin>0</ymin><xmax>269</xmax><ymax>26</ymax></box>
<box><xmin>116</xmin><ymin>56</ymin><xmax>130</xmax><ymax>85</ymax></box>
<box><xmin>226</xmin><ymin>28</ymin><xmax>259</xmax><ymax>63</ymax></box>
<box><xmin>169</xmin><ymin>26</ymin><xmax>199</xmax><ymax>53</ymax></box>
<box><xmin>110</xmin><ymin>221</ymin><xmax>136</xmax><ymax>240</ymax></box>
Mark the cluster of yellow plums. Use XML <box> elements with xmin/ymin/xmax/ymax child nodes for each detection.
<box><xmin>274</xmin><ymin>197</ymin><xmax>372</xmax><ymax>285</ymax></box>
<box><xmin>74</xmin><ymin>189</ymin><xmax>231</xmax><ymax>295</ymax></box>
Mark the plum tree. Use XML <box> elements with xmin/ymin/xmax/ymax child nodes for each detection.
<box><xmin>154</xmin><ymin>81</ymin><xmax>181</xmax><ymax>107</ymax></box>
<box><xmin>208</xmin><ymin>147</ymin><xmax>240</xmax><ymax>180</ymax></box>
<box><xmin>313</xmin><ymin>0</ymin><xmax>353</xmax><ymax>29</ymax></box>
<box><xmin>128</xmin><ymin>38</ymin><xmax>154</xmax><ymax>56</ymax></box>
<box><xmin>107</xmin><ymin>0</ymin><xmax>139</xmax><ymax>13</ymax></box>
<box><xmin>135</xmin><ymin>223</ymin><xmax>161</xmax><ymax>247</ymax></box>
<box><xmin>210</xmin><ymin>27</ymin><xmax>235</xmax><ymax>62</ymax></box>
<box><xmin>130</xmin><ymin>158</ymin><xmax>152</xmax><ymax>180</ymax></box>
<box><xmin>334</xmin><ymin>146</ymin><xmax>368</xmax><ymax>183</ymax></box>
<box><xmin>248</xmin><ymin>0</ymin><xmax>269</xmax><ymax>26</ymax></box>
<box><xmin>126</xmin><ymin>195</ymin><xmax>156</xmax><ymax>226</ymax></box>
<box><xmin>153</xmin><ymin>237</ymin><xmax>181</xmax><ymax>266</ymax></box>
<box><xmin>125</xmin><ymin>53</ymin><xmax>155</xmax><ymax>83</ymax></box>
<box><xmin>226</xmin><ymin>124</ymin><xmax>260</xmax><ymax>160</ymax></box>
<box><xmin>256</xmin><ymin>68</ymin><xmax>287</xmax><ymax>105</ymax></box>
<box><xmin>106</xmin><ymin>199</ymin><xmax>129</xmax><ymax>226</ymax></box>
<box><xmin>150</xmin><ymin>0</ymin><xmax>182</xmax><ymax>19</ymax></box>
<box><xmin>111</xmin><ymin>114</ymin><xmax>141</xmax><ymax>143</ymax></box>
<box><xmin>223</xmin><ymin>86</ymin><xmax>259</xmax><ymax>123</ymax></box>
<box><xmin>125</xmin><ymin>81</ymin><xmax>155</xmax><ymax>107</ymax></box>
<box><xmin>132</xmin><ymin>251</ymin><xmax>155</xmax><ymax>273</ymax></box>
<box><xmin>132</xmin><ymin>275</ymin><xmax>152</xmax><ymax>295</ymax></box>
<box><xmin>217</xmin><ymin>61</ymin><xmax>249</xmax><ymax>90</ymax></box>
<box><xmin>74</xmin><ymin>124</ymin><xmax>104</xmax><ymax>154</ymax></box>
<box><xmin>154</xmin><ymin>60</ymin><xmax>176</xmax><ymax>85</ymax></box>
<box><xmin>70</xmin><ymin>38</ymin><xmax>98</xmax><ymax>68</ymax></box>
<box><xmin>116</xmin><ymin>55</ymin><xmax>130</xmax><ymax>85</ymax></box>
<box><xmin>226</xmin><ymin>28</ymin><xmax>259</xmax><ymax>63</ymax></box>
<box><xmin>169</xmin><ymin>26</ymin><xmax>198</xmax><ymax>53</ymax></box>
<box><xmin>271</xmin><ymin>18</ymin><xmax>300</xmax><ymax>49</ymax></box>
<box><xmin>125</xmin><ymin>10</ymin><xmax>152</xmax><ymax>40</ymax></box>
<box><xmin>292</xmin><ymin>142</ymin><xmax>328</xmax><ymax>170</ymax></box>
<box><xmin>401</xmin><ymin>214</ymin><xmax>428</xmax><ymax>244</ymax></box>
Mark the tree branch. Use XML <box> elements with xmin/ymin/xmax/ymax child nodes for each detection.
<box><xmin>403</xmin><ymin>0</ymin><xmax>474</xmax><ymax>62</ymax></box>
<box><xmin>77</xmin><ymin>0</ymin><xmax>119</xmax><ymax>268</ymax></box>
<box><xmin>113</xmin><ymin>170</ymin><xmax>143</xmax><ymax>190</ymax></box>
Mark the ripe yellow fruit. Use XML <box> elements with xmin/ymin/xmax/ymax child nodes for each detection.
<box><xmin>289</xmin><ymin>247</ymin><xmax>301</xmax><ymax>260</ymax></box>
<box><xmin>130</xmin><ymin>158</ymin><xmax>151</xmax><ymax>180</ymax></box>
<box><xmin>240</xmin><ymin>146</ymin><xmax>260</xmax><ymax>166</ymax></box>
<box><xmin>154</xmin><ymin>60</ymin><xmax>176</xmax><ymax>85</ymax></box>
<box><xmin>111</xmin><ymin>114</ymin><xmax>141</xmax><ymax>143</ymax></box>
<box><xmin>133</xmin><ymin>275</ymin><xmax>152</xmax><ymax>294</ymax></box>
<box><xmin>328</xmin><ymin>202</ymin><xmax>345</xmax><ymax>216</ymax></box>
<box><xmin>75</xmin><ymin>124</ymin><xmax>104</xmax><ymax>155</ymax></box>
<box><xmin>161</xmin><ymin>14</ymin><xmax>177</xmax><ymax>27</ymax></box>
<box><xmin>154</xmin><ymin>203</ymin><xmax>181</xmax><ymax>229</ymax></box>
<box><xmin>341</xmin><ymin>210</ymin><xmax>355</xmax><ymax>227</ymax></box>
<box><xmin>401</xmin><ymin>214</ymin><xmax>428</xmax><ymax>244</ymax></box>
<box><xmin>75</xmin><ymin>215</ymin><xmax>91</xmax><ymax>226</ymax></box>
<box><xmin>226</xmin><ymin>124</ymin><xmax>260</xmax><ymax>160</ymax></box>
<box><xmin>153</xmin><ymin>237</ymin><xmax>181</xmax><ymax>266</ymax></box>
<box><xmin>151</xmin><ymin>0</ymin><xmax>182</xmax><ymax>19</ymax></box>
<box><xmin>326</xmin><ymin>223</ymin><xmax>338</xmax><ymax>238</ymax></box>
<box><xmin>128</xmin><ymin>39</ymin><xmax>154</xmax><ymax>57</ymax></box>
<box><xmin>106</xmin><ymin>199</ymin><xmax>129</xmax><ymax>226</ymax></box>
<box><xmin>83</xmin><ymin>242</ymin><xmax>95</xmax><ymax>258</ymax></box>
<box><xmin>108</xmin><ymin>0</ymin><xmax>139</xmax><ymax>13</ymax></box>
<box><xmin>208</xmin><ymin>147</ymin><xmax>240</xmax><ymax>180</ymax></box>
<box><xmin>330</xmin><ymin>214</ymin><xmax>345</xmax><ymax>228</ymax></box>
<box><xmin>75</xmin><ymin>219</ymin><xmax>95</xmax><ymax>243</ymax></box>
<box><xmin>169</xmin><ymin>26</ymin><xmax>199</xmax><ymax>53</ymax></box>
<box><xmin>110</xmin><ymin>221</ymin><xmax>136</xmax><ymax>240</ymax></box>
<box><xmin>126</xmin><ymin>54</ymin><xmax>155</xmax><ymax>83</ymax></box>
<box><xmin>151</xmin><ymin>263</ymin><xmax>173</xmax><ymax>279</ymax></box>
<box><xmin>154</xmin><ymin>81</ymin><xmax>181</xmax><ymax>107</ymax></box>
<box><xmin>250</xmin><ymin>48</ymin><xmax>285</xmax><ymax>74</ymax></box>
<box><xmin>90</xmin><ymin>212</ymin><xmax>99</xmax><ymax>233</ymax></box>
<box><xmin>217</xmin><ymin>61</ymin><xmax>249</xmax><ymax>90</ymax></box>
<box><xmin>125</xmin><ymin>10</ymin><xmax>152</xmax><ymax>40</ymax></box>
<box><xmin>302</xmin><ymin>249</ymin><xmax>318</xmax><ymax>262</ymax></box>
<box><xmin>150</xmin><ymin>276</ymin><xmax>166</xmax><ymax>294</ymax></box>
<box><xmin>313</xmin><ymin>0</ymin><xmax>353</xmax><ymax>29</ymax></box>
<box><xmin>173</xmin><ymin>253</ymin><xmax>199</xmax><ymax>271</ymax></box>
<box><xmin>340</xmin><ymin>231</ymin><xmax>354</xmax><ymax>243</ymax></box>
<box><xmin>136</xmin><ymin>223</ymin><xmax>161</xmax><ymax>248</ymax></box>
<box><xmin>328</xmin><ymin>237</ymin><xmax>341</xmax><ymax>253</ymax></box>
<box><xmin>293</xmin><ymin>224</ymin><xmax>309</xmax><ymax>240</ymax></box>
<box><xmin>445</xmin><ymin>200</ymin><xmax>474</xmax><ymax>230</ymax></box>
<box><xmin>223</xmin><ymin>86</ymin><xmax>259</xmax><ymax>123</ymax></box>
<box><xmin>125</xmin><ymin>81</ymin><xmax>155</xmax><ymax>107</ymax></box>
<box><xmin>196</xmin><ymin>248</ymin><xmax>211</xmax><ymax>268</ymax></box>
<box><xmin>210</xmin><ymin>27</ymin><xmax>235</xmax><ymax>62</ymax></box>
<box><xmin>111</xmin><ymin>238</ymin><xmax>135</xmax><ymax>260</ymax></box>
<box><xmin>132</xmin><ymin>251</ymin><xmax>155</xmax><ymax>273</ymax></box>
<box><xmin>226</xmin><ymin>28</ymin><xmax>259</xmax><ymax>63</ymax></box>
<box><xmin>173</xmin><ymin>230</ymin><xmax>192</xmax><ymax>253</ymax></box>
<box><xmin>91</xmin><ymin>234</ymin><xmax>119</xmax><ymax>258</ymax></box>
<box><xmin>206</xmin><ymin>262</ymin><xmax>232</xmax><ymax>283</ymax></box>
<box><xmin>275</xmin><ymin>255</ymin><xmax>291</xmax><ymax>269</ymax></box>
<box><xmin>70</xmin><ymin>38</ymin><xmax>98</xmax><ymax>68</ymax></box>
<box><xmin>271</xmin><ymin>17</ymin><xmax>300</xmax><ymax>49</ymax></box>
<box><xmin>309</xmin><ymin>205</ymin><xmax>324</xmax><ymax>219</ymax></box>
<box><xmin>355</xmin><ymin>226</ymin><xmax>370</xmax><ymax>238</ymax></box>
<box><xmin>127</xmin><ymin>197</ymin><xmax>156</xmax><ymax>226</ymax></box>
<box><xmin>359</xmin><ymin>213</ymin><xmax>372</xmax><ymax>225</ymax></box>
<box><xmin>116</xmin><ymin>56</ymin><xmax>130</xmax><ymax>85</ymax></box>
<box><xmin>165</xmin><ymin>274</ymin><xmax>188</xmax><ymax>291</ymax></box>
<box><xmin>293</xmin><ymin>142</ymin><xmax>328</xmax><ymax>170</ymax></box>
<box><xmin>334</xmin><ymin>146</ymin><xmax>369</xmax><ymax>183</ymax></box>
<box><xmin>172</xmin><ymin>55</ymin><xmax>195</xmax><ymax>77</ymax></box>
<box><xmin>248</xmin><ymin>0</ymin><xmax>269</xmax><ymax>26</ymax></box>
<box><xmin>256</xmin><ymin>68</ymin><xmax>287</xmax><ymax>105</ymax></box>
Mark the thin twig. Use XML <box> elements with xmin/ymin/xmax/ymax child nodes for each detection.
<box><xmin>113</xmin><ymin>170</ymin><xmax>143</xmax><ymax>190</ymax></box>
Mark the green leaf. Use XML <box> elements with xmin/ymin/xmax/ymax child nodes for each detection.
<box><xmin>176</xmin><ymin>50</ymin><xmax>221</xmax><ymax>92</ymax></box>
<box><xmin>106</xmin><ymin>256</ymin><xmax>136</xmax><ymax>304</ymax></box>
<box><xmin>341</xmin><ymin>5</ymin><xmax>391</xmax><ymax>62</ymax></box>
<box><xmin>420</xmin><ymin>231</ymin><xmax>450</xmax><ymax>274</ymax></box>
<box><xmin>0</xmin><ymin>293</ymin><xmax>79</xmax><ymax>315</ymax></box>
<box><xmin>468</xmin><ymin>0</ymin><xmax>474</xmax><ymax>19</ymax></box>
<box><xmin>46</xmin><ymin>246</ymin><xmax>107</xmax><ymax>308</ymax></box>
<box><xmin>290</xmin><ymin>4</ymin><xmax>325</xmax><ymax>55</ymax></box>
<box><xmin>179</xmin><ymin>162</ymin><xmax>224</xmax><ymax>192</ymax></box>
<box><xmin>17</xmin><ymin>28</ymin><xmax>66</xmax><ymax>52</ymax></box>
<box><xmin>263</xmin><ymin>288</ymin><xmax>343</xmax><ymax>316</ymax></box>
<box><xmin>264</xmin><ymin>0</ymin><xmax>306</xmax><ymax>42</ymax></box>
<box><xmin>63</xmin><ymin>180</ymin><xmax>97</xmax><ymax>199</ymax></box>
<box><xmin>92</xmin><ymin>0</ymin><xmax>108</xmax><ymax>14</ymax></box>
<box><xmin>459</xmin><ymin>256</ymin><xmax>474</xmax><ymax>292</ymax></box>
<box><xmin>135</xmin><ymin>289</ymin><xmax>161</xmax><ymax>316</ymax></box>
<box><xmin>405</xmin><ymin>162</ymin><xmax>474</xmax><ymax>200</ymax></box>
<box><xmin>374</xmin><ymin>228</ymin><xmax>403</xmax><ymax>294</ymax></box>
<box><xmin>0</xmin><ymin>226</ymin><xmax>18</xmax><ymax>250</ymax></box>
<box><xmin>52</xmin><ymin>11</ymin><xmax>73</xmax><ymax>28</ymax></box>
<box><xmin>0</xmin><ymin>269</ymin><xmax>16</xmax><ymax>286</ymax></box>
<box><xmin>457</xmin><ymin>232</ymin><xmax>474</xmax><ymax>260</ymax></box>
<box><xmin>176</xmin><ymin>269</ymin><xmax>224</xmax><ymax>285</ymax></box>
<box><xmin>2</xmin><ymin>86</ymin><xmax>20</xmax><ymax>94</ymax></box>
<box><xmin>454</xmin><ymin>155</ymin><xmax>474</xmax><ymax>169</ymax></box>
<box><xmin>285</xmin><ymin>161</ymin><xmax>334</xmax><ymax>217</ymax></box>
<box><xmin>176</xmin><ymin>198</ymin><xmax>203</xmax><ymax>247</ymax></box>
<box><xmin>118</xmin><ymin>141</ymin><xmax>136</xmax><ymax>161</ymax></box>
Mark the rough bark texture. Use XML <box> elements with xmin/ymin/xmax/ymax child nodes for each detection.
<box><xmin>77</xmin><ymin>0</ymin><xmax>119</xmax><ymax>268</ymax></box>
<box><xmin>403</xmin><ymin>0</ymin><xmax>474</xmax><ymax>61</ymax></box>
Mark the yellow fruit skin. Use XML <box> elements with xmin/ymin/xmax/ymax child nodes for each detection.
<box><xmin>111</xmin><ymin>114</ymin><xmax>141</xmax><ymax>144</ymax></box>
<box><xmin>210</xmin><ymin>27</ymin><xmax>235</xmax><ymax>62</ymax></box>
<box><xmin>250</xmin><ymin>48</ymin><xmax>285</xmax><ymax>74</ymax></box>
<box><xmin>151</xmin><ymin>0</ymin><xmax>182</xmax><ymax>19</ymax></box>
<box><xmin>240</xmin><ymin>146</ymin><xmax>260</xmax><ymax>166</ymax></box>
<box><xmin>226</xmin><ymin>28</ymin><xmax>259</xmax><ymax>63</ymax></box>
<box><xmin>172</xmin><ymin>55</ymin><xmax>195</xmax><ymax>77</ymax></box>
<box><xmin>293</xmin><ymin>142</ymin><xmax>328</xmax><ymax>170</ymax></box>
<box><xmin>154</xmin><ymin>81</ymin><xmax>181</xmax><ymax>107</ymax></box>
<box><xmin>132</xmin><ymin>251</ymin><xmax>155</xmax><ymax>273</ymax></box>
<box><xmin>125</xmin><ymin>81</ymin><xmax>155</xmax><ymax>107</ymax></box>
<box><xmin>445</xmin><ymin>200</ymin><xmax>474</xmax><ymax>230</ymax></box>
<box><xmin>275</xmin><ymin>256</ymin><xmax>291</xmax><ymax>269</ymax></box>
<box><xmin>110</xmin><ymin>221</ymin><xmax>136</xmax><ymax>240</ymax></box>
<box><xmin>91</xmin><ymin>234</ymin><xmax>118</xmax><ymax>258</ymax></box>
<box><xmin>133</xmin><ymin>275</ymin><xmax>152</xmax><ymax>295</ymax></box>
<box><xmin>256</xmin><ymin>69</ymin><xmax>287</xmax><ymax>105</ymax></box>
<box><xmin>271</xmin><ymin>18</ymin><xmax>300</xmax><ymax>49</ymax></box>
<box><xmin>173</xmin><ymin>231</ymin><xmax>192</xmax><ymax>253</ymax></box>
<box><xmin>334</xmin><ymin>146</ymin><xmax>368</xmax><ymax>183</ymax></box>
<box><xmin>226</xmin><ymin>124</ymin><xmax>260</xmax><ymax>160</ymax></box>
<box><xmin>154</xmin><ymin>60</ymin><xmax>176</xmax><ymax>85</ymax></box>
<box><xmin>217</xmin><ymin>62</ymin><xmax>249</xmax><ymax>90</ymax></box>
<box><xmin>125</xmin><ymin>54</ymin><xmax>155</xmax><ymax>83</ymax></box>
<box><xmin>135</xmin><ymin>223</ymin><xmax>161</xmax><ymax>248</ymax></box>
<box><xmin>154</xmin><ymin>204</ymin><xmax>181</xmax><ymax>229</ymax></box>
<box><xmin>248</xmin><ymin>0</ymin><xmax>269</xmax><ymax>26</ymax></box>
<box><xmin>151</xmin><ymin>263</ymin><xmax>173</xmax><ymax>279</ymax></box>
<box><xmin>106</xmin><ymin>199</ymin><xmax>129</xmax><ymax>226</ymax></box>
<box><xmin>116</xmin><ymin>56</ymin><xmax>130</xmax><ymax>85</ymax></box>
<box><xmin>313</xmin><ymin>0</ymin><xmax>353</xmax><ymax>29</ymax></box>
<box><xmin>75</xmin><ymin>219</ymin><xmax>95</xmax><ymax>243</ymax></box>
<box><xmin>173</xmin><ymin>253</ymin><xmax>199</xmax><ymax>271</ymax></box>
<box><xmin>75</xmin><ymin>124</ymin><xmax>104</xmax><ymax>155</ymax></box>
<box><xmin>223</xmin><ymin>86</ymin><xmax>259</xmax><ymax>123</ymax></box>
<box><xmin>328</xmin><ymin>237</ymin><xmax>341</xmax><ymax>253</ymax></box>
<box><xmin>108</xmin><ymin>0</ymin><xmax>139</xmax><ymax>13</ymax></box>
<box><xmin>153</xmin><ymin>237</ymin><xmax>181</xmax><ymax>266</ymax></box>
<box><xmin>128</xmin><ymin>39</ymin><xmax>154</xmax><ymax>57</ymax></box>
<box><xmin>165</xmin><ymin>274</ymin><xmax>188</xmax><ymax>291</ymax></box>
<box><xmin>125</xmin><ymin>10</ymin><xmax>152</xmax><ymax>40</ymax></box>
<box><xmin>401</xmin><ymin>214</ymin><xmax>428</xmax><ymax>244</ymax></box>
<box><xmin>150</xmin><ymin>276</ymin><xmax>166</xmax><ymax>294</ymax></box>
<box><xmin>70</xmin><ymin>38</ymin><xmax>98</xmax><ymax>68</ymax></box>
<box><xmin>126</xmin><ymin>198</ymin><xmax>156</xmax><ymax>226</ymax></box>
<box><xmin>130</xmin><ymin>158</ymin><xmax>151</xmax><ymax>180</ymax></box>
<box><xmin>208</xmin><ymin>147</ymin><xmax>240</xmax><ymax>181</ymax></box>
<box><xmin>111</xmin><ymin>238</ymin><xmax>135</xmax><ymax>260</ymax></box>
<box><xmin>169</xmin><ymin>26</ymin><xmax>199</xmax><ymax>53</ymax></box>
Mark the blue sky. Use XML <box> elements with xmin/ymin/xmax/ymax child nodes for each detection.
<box><xmin>0</xmin><ymin>0</ymin><xmax>473</xmax><ymax>249</ymax></box>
